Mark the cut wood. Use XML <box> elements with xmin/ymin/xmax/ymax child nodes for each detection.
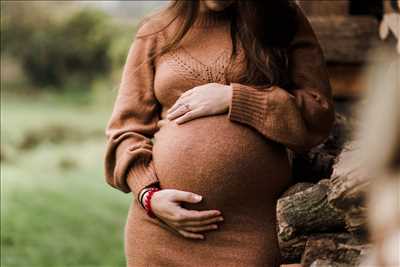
<box><xmin>308</xmin><ymin>16</ymin><xmax>382</xmax><ymax>63</ymax></box>
<box><xmin>280</xmin><ymin>182</ymin><xmax>315</xmax><ymax>198</ymax></box>
<box><xmin>277</xmin><ymin>179</ymin><xmax>346</xmax><ymax>241</ymax></box>
<box><xmin>279</xmin><ymin>235</ymin><xmax>308</xmax><ymax>264</ymax></box>
<box><xmin>301</xmin><ymin>233</ymin><xmax>371</xmax><ymax>267</ymax></box>
<box><xmin>327</xmin><ymin>142</ymin><xmax>371</xmax><ymax>235</ymax></box>
<box><xmin>297</xmin><ymin>0</ymin><xmax>349</xmax><ymax>16</ymax></box>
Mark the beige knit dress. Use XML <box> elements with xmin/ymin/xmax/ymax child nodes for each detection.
<box><xmin>104</xmin><ymin>4</ymin><xmax>334</xmax><ymax>267</ymax></box>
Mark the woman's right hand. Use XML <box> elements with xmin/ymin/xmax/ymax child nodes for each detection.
<box><xmin>145</xmin><ymin>189</ymin><xmax>224</xmax><ymax>240</ymax></box>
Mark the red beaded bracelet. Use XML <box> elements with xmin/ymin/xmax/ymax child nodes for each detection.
<box><xmin>143</xmin><ymin>187</ymin><xmax>160</xmax><ymax>218</ymax></box>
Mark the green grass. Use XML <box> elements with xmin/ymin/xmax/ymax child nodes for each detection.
<box><xmin>1</xmin><ymin>84</ymin><xmax>133</xmax><ymax>267</ymax></box>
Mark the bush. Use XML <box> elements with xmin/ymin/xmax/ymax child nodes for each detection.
<box><xmin>1</xmin><ymin>3</ymin><xmax>46</xmax><ymax>56</ymax></box>
<box><xmin>26</xmin><ymin>9</ymin><xmax>114</xmax><ymax>88</ymax></box>
<box><xmin>2</xmin><ymin>3</ymin><xmax>115</xmax><ymax>89</ymax></box>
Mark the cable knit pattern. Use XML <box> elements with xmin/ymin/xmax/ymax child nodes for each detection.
<box><xmin>104</xmin><ymin>4</ymin><xmax>334</xmax><ymax>266</ymax></box>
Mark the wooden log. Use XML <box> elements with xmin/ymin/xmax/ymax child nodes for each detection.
<box><xmin>279</xmin><ymin>232</ymin><xmax>371</xmax><ymax>265</ymax></box>
<box><xmin>308</xmin><ymin>16</ymin><xmax>382</xmax><ymax>63</ymax></box>
<box><xmin>278</xmin><ymin>182</ymin><xmax>314</xmax><ymax>263</ymax></box>
<box><xmin>279</xmin><ymin>235</ymin><xmax>308</xmax><ymax>264</ymax></box>
<box><xmin>301</xmin><ymin>233</ymin><xmax>371</xmax><ymax>267</ymax></box>
<box><xmin>280</xmin><ymin>182</ymin><xmax>315</xmax><ymax>198</ymax></box>
<box><xmin>278</xmin><ymin>183</ymin><xmax>314</xmax><ymax>263</ymax></box>
<box><xmin>277</xmin><ymin>179</ymin><xmax>346</xmax><ymax>241</ymax></box>
<box><xmin>309</xmin><ymin>259</ymin><xmax>354</xmax><ymax>267</ymax></box>
<box><xmin>297</xmin><ymin>0</ymin><xmax>349</xmax><ymax>16</ymax></box>
<box><xmin>328</xmin><ymin>63</ymin><xmax>366</xmax><ymax>98</ymax></box>
<box><xmin>327</xmin><ymin>142</ymin><xmax>371</xmax><ymax>236</ymax></box>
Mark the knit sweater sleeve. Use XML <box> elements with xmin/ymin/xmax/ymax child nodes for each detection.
<box><xmin>227</xmin><ymin>4</ymin><xmax>335</xmax><ymax>153</ymax></box>
<box><xmin>104</xmin><ymin>22</ymin><xmax>161</xmax><ymax>197</ymax></box>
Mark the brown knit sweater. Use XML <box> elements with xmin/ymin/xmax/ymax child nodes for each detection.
<box><xmin>104</xmin><ymin>4</ymin><xmax>334</xmax><ymax>198</ymax></box>
<box><xmin>104</xmin><ymin>4</ymin><xmax>334</xmax><ymax>266</ymax></box>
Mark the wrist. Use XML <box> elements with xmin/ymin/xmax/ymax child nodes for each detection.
<box><xmin>142</xmin><ymin>187</ymin><xmax>161</xmax><ymax>218</ymax></box>
<box><xmin>226</xmin><ymin>84</ymin><xmax>233</xmax><ymax>112</ymax></box>
<box><xmin>138</xmin><ymin>182</ymin><xmax>160</xmax><ymax>202</ymax></box>
<box><xmin>139</xmin><ymin>186</ymin><xmax>159</xmax><ymax>209</ymax></box>
<box><xmin>140</xmin><ymin>190</ymin><xmax>151</xmax><ymax>209</ymax></box>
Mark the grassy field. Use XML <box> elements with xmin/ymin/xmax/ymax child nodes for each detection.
<box><xmin>1</xmin><ymin>83</ymin><xmax>133</xmax><ymax>267</ymax></box>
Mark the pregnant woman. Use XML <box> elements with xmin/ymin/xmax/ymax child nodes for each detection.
<box><xmin>104</xmin><ymin>0</ymin><xmax>334</xmax><ymax>266</ymax></box>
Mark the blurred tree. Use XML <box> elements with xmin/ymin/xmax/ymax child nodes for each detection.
<box><xmin>24</xmin><ymin>9</ymin><xmax>114</xmax><ymax>88</ymax></box>
<box><xmin>2</xmin><ymin>2</ymin><xmax>115</xmax><ymax>90</ymax></box>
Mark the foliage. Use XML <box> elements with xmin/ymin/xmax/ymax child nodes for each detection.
<box><xmin>2</xmin><ymin>3</ymin><xmax>116</xmax><ymax>89</ymax></box>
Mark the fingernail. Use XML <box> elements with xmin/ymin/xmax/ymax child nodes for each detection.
<box><xmin>219</xmin><ymin>217</ymin><xmax>224</xmax><ymax>221</ymax></box>
<box><xmin>195</xmin><ymin>195</ymin><xmax>202</xmax><ymax>201</ymax></box>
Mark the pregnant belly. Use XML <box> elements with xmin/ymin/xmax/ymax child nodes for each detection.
<box><xmin>152</xmin><ymin>114</ymin><xmax>292</xmax><ymax>212</ymax></box>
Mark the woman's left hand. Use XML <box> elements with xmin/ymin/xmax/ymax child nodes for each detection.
<box><xmin>166</xmin><ymin>83</ymin><xmax>233</xmax><ymax>125</ymax></box>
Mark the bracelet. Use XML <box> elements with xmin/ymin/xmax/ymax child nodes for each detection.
<box><xmin>138</xmin><ymin>183</ymin><xmax>159</xmax><ymax>207</ymax></box>
<box><xmin>143</xmin><ymin>187</ymin><xmax>160</xmax><ymax>218</ymax></box>
<box><xmin>139</xmin><ymin>187</ymin><xmax>156</xmax><ymax>209</ymax></box>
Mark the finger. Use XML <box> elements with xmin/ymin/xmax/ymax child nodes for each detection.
<box><xmin>176</xmin><ymin>94</ymin><xmax>192</xmax><ymax>106</ymax></box>
<box><xmin>178</xmin><ymin>229</ymin><xmax>204</xmax><ymax>240</ymax></box>
<box><xmin>167</xmin><ymin>105</ymin><xmax>189</xmax><ymax>121</ymax></box>
<box><xmin>180</xmin><ymin>216</ymin><xmax>224</xmax><ymax>226</ymax></box>
<box><xmin>167</xmin><ymin>89</ymin><xmax>196</xmax><ymax>114</ymax></box>
<box><xmin>178</xmin><ymin>208</ymin><xmax>222</xmax><ymax>222</ymax></box>
<box><xmin>182</xmin><ymin>224</ymin><xmax>219</xmax><ymax>233</ymax></box>
<box><xmin>167</xmin><ymin>101</ymin><xmax>181</xmax><ymax>114</ymax></box>
<box><xmin>167</xmin><ymin>97</ymin><xmax>187</xmax><ymax>114</ymax></box>
<box><xmin>175</xmin><ymin>110</ymin><xmax>200</xmax><ymax>125</ymax></box>
<box><xmin>157</xmin><ymin>119</ymin><xmax>167</xmax><ymax>128</ymax></box>
<box><xmin>171</xmin><ymin>190</ymin><xmax>203</xmax><ymax>203</ymax></box>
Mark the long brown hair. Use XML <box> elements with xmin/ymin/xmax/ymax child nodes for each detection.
<box><xmin>136</xmin><ymin>0</ymin><xmax>297</xmax><ymax>88</ymax></box>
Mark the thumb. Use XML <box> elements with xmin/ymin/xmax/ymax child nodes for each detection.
<box><xmin>172</xmin><ymin>190</ymin><xmax>203</xmax><ymax>203</ymax></box>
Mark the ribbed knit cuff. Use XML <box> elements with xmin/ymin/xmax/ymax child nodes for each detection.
<box><xmin>227</xmin><ymin>82</ymin><xmax>267</xmax><ymax>126</ymax></box>
<box><xmin>126</xmin><ymin>157</ymin><xmax>160</xmax><ymax>200</ymax></box>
